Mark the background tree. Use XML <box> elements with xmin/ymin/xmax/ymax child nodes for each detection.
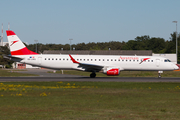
<box><xmin>166</xmin><ymin>32</ymin><xmax>180</xmax><ymax>63</ymax></box>
<box><xmin>0</xmin><ymin>46</ymin><xmax>13</xmax><ymax>68</ymax></box>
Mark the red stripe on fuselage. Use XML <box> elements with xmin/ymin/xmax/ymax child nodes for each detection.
<box><xmin>11</xmin><ymin>47</ymin><xmax>38</xmax><ymax>55</ymax></box>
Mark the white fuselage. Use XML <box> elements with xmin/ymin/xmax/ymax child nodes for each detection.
<box><xmin>12</xmin><ymin>54</ymin><xmax>178</xmax><ymax>72</ymax></box>
<box><xmin>6</xmin><ymin>30</ymin><xmax>179</xmax><ymax>77</ymax></box>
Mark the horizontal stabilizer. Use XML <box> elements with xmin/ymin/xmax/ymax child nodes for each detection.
<box><xmin>3</xmin><ymin>55</ymin><xmax>24</xmax><ymax>60</ymax></box>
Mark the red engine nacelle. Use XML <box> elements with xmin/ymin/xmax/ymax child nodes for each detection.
<box><xmin>106</xmin><ymin>68</ymin><xmax>120</xmax><ymax>76</ymax></box>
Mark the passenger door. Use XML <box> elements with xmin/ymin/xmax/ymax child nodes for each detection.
<box><xmin>38</xmin><ymin>57</ymin><xmax>42</xmax><ymax>65</ymax></box>
<box><xmin>156</xmin><ymin>59</ymin><xmax>160</xmax><ymax>67</ymax></box>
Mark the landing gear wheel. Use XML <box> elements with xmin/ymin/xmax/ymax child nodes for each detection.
<box><xmin>90</xmin><ymin>73</ymin><xmax>96</xmax><ymax>78</ymax></box>
<box><xmin>158</xmin><ymin>74</ymin><xmax>161</xmax><ymax>78</ymax></box>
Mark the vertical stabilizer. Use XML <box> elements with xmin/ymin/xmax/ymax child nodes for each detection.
<box><xmin>6</xmin><ymin>30</ymin><xmax>38</xmax><ymax>55</ymax></box>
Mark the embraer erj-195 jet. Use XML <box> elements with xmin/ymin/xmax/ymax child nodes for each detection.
<box><xmin>6</xmin><ymin>30</ymin><xmax>179</xmax><ymax>78</ymax></box>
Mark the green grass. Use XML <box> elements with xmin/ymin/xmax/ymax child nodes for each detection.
<box><xmin>51</xmin><ymin>70</ymin><xmax>180</xmax><ymax>77</ymax></box>
<box><xmin>0</xmin><ymin>81</ymin><xmax>180</xmax><ymax>120</ymax></box>
<box><xmin>0</xmin><ymin>69</ymin><xmax>38</xmax><ymax>77</ymax></box>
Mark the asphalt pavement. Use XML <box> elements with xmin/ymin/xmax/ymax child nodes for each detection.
<box><xmin>0</xmin><ymin>69</ymin><xmax>180</xmax><ymax>82</ymax></box>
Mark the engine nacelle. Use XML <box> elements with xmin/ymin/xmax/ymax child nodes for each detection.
<box><xmin>104</xmin><ymin>68</ymin><xmax>120</xmax><ymax>76</ymax></box>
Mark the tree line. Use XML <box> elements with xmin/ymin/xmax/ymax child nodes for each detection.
<box><xmin>0</xmin><ymin>32</ymin><xmax>180</xmax><ymax>67</ymax></box>
<box><xmin>27</xmin><ymin>32</ymin><xmax>180</xmax><ymax>63</ymax></box>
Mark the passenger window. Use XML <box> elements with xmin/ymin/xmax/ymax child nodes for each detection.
<box><xmin>99</xmin><ymin>59</ymin><xmax>101</xmax><ymax>61</ymax></box>
<box><xmin>48</xmin><ymin>58</ymin><xmax>50</xmax><ymax>60</ymax></box>
<box><xmin>45</xmin><ymin>58</ymin><xmax>46</xmax><ymax>60</ymax></box>
<box><xmin>107</xmin><ymin>59</ymin><xmax>109</xmax><ymax>61</ymax></box>
<box><xmin>151</xmin><ymin>60</ymin><xmax>153</xmax><ymax>62</ymax></box>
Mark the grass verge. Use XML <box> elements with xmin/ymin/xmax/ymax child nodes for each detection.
<box><xmin>0</xmin><ymin>69</ymin><xmax>38</xmax><ymax>77</ymax></box>
<box><xmin>0</xmin><ymin>81</ymin><xmax>180</xmax><ymax>120</ymax></box>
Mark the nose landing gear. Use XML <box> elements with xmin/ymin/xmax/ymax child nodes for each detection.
<box><xmin>158</xmin><ymin>71</ymin><xmax>163</xmax><ymax>78</ymax></box>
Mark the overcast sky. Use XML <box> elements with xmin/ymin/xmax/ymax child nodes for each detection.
<box><xmin>0</xmin><ymin>0</ymin><xmax>180</xmax><ymax>44</ymax></box>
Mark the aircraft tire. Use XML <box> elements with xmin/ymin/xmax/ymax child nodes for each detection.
<box><xmin>158</xmin><ymin>75</ymin><xmax>161</xmax><ymax>78</ymax></box>
<box><xmin>90</xmin><ymin>73</ymin><xmax>96</xmax><ymax>78</ymax></box>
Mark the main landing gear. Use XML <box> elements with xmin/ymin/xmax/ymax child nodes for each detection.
<box><xmin>90</xmin><ymin>72</ymin><xmax>96</xmax><ymax>78</ymax></box>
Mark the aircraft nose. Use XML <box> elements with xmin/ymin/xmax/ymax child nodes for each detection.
<box><xmin>174</xmin><ymin>64</ymin><xmax>179</xmax><ymax>70</ymax></box>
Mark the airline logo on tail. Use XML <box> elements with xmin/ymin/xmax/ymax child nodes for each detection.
<box><xmin>10</xmin><ymin>40</ymin><xmax>18</xmax><ymax>46</ymax></box>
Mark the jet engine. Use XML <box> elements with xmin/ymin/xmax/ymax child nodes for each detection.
<box><xmin>104</xmin><ymin>68</ymin><xmax>120</xmax><ymax>76</ymax></box>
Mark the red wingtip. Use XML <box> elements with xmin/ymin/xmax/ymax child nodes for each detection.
<box><xmin>69</xmin><ymin>54</ymin><xmax>79</xmax><ymax>63</ymax></box>
<box><xmin>143</xmin><ymin>58</ymin><xmax>150</xmax><ymax>61</ymax></box>
<box><xmin>139</xmin><ymin>58</ymin><xmax>150</xmax><ymax>64</ymax></box>
<box><xmin>6</xmin><ymin>30</ymin><xmax>16</xmax><ymax>36</ymax></box>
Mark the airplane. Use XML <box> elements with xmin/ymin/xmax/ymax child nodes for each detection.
<box><xmin>5</xmin><ymin>30</ymin><xmax>179</xmax><ymax>78</ymax></box>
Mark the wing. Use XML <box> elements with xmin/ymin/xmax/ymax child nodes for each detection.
<box><xmin>69</xmin><ymin>54</ymin><xmax>104</xmax><ymax>72</ymax></box>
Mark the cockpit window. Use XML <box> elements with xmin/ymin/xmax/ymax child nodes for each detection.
<box><xmin>164</xmin><ymin>59</ymin><xmax>171</xmax><ymax>62</ymax></box>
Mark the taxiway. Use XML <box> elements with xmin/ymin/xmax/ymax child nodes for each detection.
<box><xmin>1</xmin><ymin>69</ymin><xmax>179</xmax><ymax>82</ymax></box>
<box><xmin>0</xmin><ymin>77</ymin><xmax>180</xmax><ymax>82</ymax></box>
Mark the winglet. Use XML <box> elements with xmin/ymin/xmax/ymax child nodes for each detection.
<box><xmin>69</xmin><ymin>54</ymin><xmax>79</xmax><ymax>63</ymax></box>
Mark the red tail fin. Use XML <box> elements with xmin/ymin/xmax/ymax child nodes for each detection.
<box><xmin>6</xmin><ymin>30</ymin><xmax>38</xmax><ymax>55</ymax></box>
